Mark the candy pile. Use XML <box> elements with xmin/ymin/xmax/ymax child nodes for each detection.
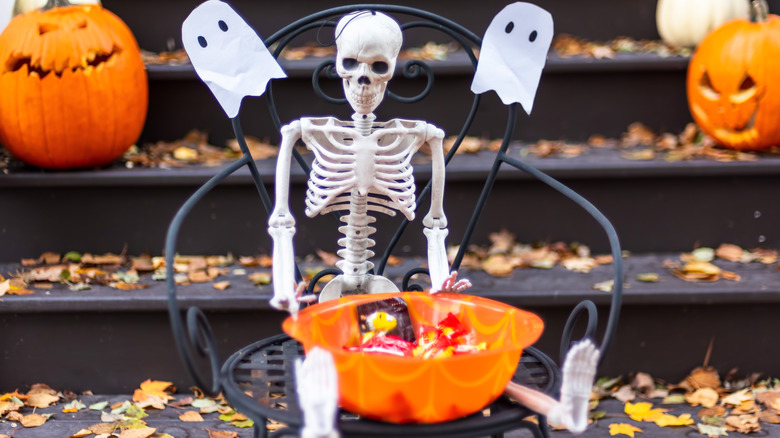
<box><xmin>347</xmin><ymin>311</ymin><xmax>487</xmax><ymax>358</ymax></box>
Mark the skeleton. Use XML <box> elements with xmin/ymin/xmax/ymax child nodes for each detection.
<box><xmin>268</xmin><ymin>11</ymin><xmax>469</xmax><ymax>315</ymax></box>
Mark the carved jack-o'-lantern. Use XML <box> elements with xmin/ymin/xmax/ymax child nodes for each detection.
<box><xmin>0</xmin><ymin>0</ymin><xmax>147</xmax><ymax>168</ymax></box>
<box><xmin>687</xmin><ymin>0</ymin><xmax>780</xmax><ymax>151</ymax></box>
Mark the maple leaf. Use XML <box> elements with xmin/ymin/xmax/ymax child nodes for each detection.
<box><xmin>133</xmin><ymin>380</ymin><xmax>174</xmax><ymax>402</ymax></box>
<box><xmin>624</xmin><ymin>402</ymin><xmax>667</xmax><ymax>422</ymax></box>
<box><xmin>654</xmin><ymin>413</ymin><xmax>694</xmax><ymax>427</ymax></box>
<box><xmin>609</xmin><ymin>422</ymin><xmax>643</xmax><ymax>437</ymax></box>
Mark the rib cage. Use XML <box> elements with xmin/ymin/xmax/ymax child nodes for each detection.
<box><xmin>301</xmin><ymin>117</ymin><xmax>425</xmax><ymax>221</ymax></box>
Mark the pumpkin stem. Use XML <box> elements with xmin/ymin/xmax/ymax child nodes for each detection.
<box><xmin>42</xmin><ymin>0</ymin><xmax>74</xmax><ymax>11</ymax></box>
<box><xmin>751</xmin><ymin>0</ymin><xmax>769</xmax><ymax>23</ymax></box>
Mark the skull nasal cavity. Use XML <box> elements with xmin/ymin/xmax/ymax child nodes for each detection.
<box><xmin>358</xmin><ymin>76</ymin><xmax>371</xmax><ymax>85</ymax></box>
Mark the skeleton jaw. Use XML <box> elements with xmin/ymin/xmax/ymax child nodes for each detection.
<box><xmin>345</xmin><ymin>80</ymin><xmax>386</xmax><ymax>114</ymax></box>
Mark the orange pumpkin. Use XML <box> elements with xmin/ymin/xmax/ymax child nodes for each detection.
<box><xmin>687</xmin><ymin>0</ymin><xmax>780</xmax><ymax>151</ymax></box>
<box><xmin>0</xmin><ymin>0</ymin><xmax>147</xmax><ymax>169</ymax></box>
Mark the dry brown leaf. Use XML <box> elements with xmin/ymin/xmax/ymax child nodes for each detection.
<box><xmin>118</xmin><ymin>427</ymin><xmax>157</xmax><ymax>438</ymax></box>
<box><xmin>71</xmin><ymin>429</ymin><xmax>93</xmax><ymax>437</ymax></box>
<box><xmin>179</xmin><ymin>411</ymin><xmax>204</xmax><ymax>422</ymax></box>
<box><xmin>213</xmin><ymin>281</ymin><xmax>231</xmax><ymax>290</ymax></box>
<box><xmin>131</xmin><ymin>257</ymin><xmax>155</xmax><ymax>272</ymax></box>
<box><xmin>316</xmin><ymin>249</ymin><xmax>339</xmax><ymax>266</ymax></box>
<box><xmin>81</xmin><ymin>253</ymin><xmax>124</xmax><ymax>265</ymax></box>
<box><xmin>686</xmin><ymin>367</ymin><xmax>721</xmax><ymax>390</ymax></box>
<box><xmin>715</xmin><ymin>244</ymin><xmax>744</xmax><ymax>262</ymax></box>
<box><xmin>725</xmin><ymin>414</ymin><xmax>761</xmax><ymax>433</ymax></box>
<box><xmin>631</xmin><ymin>372</ymin><xmax>655</xmax><ymax>393</ymax></box>
<box><xmin>612</xmin><ymin>385</ymin><xmax>636</xmax><ymax>403</ymax></box>
<box><xmin>686</xmin><ymin>388</ymin><xmax>719</xmax><ymax>408</ymax></box>
<box><xmin>188</xmin><ymin>270</ymin><xmax>213</xmax><ymax>283</ymax></box>
<box><xmin>757</xmin><ymin>390</ymin><xmax>780</xmax><ymax>407</ymax></box>
<box><xmin>207</xmin><ymin>430</ymin><xmax>238</xmax><ymax>438</ymax></box>
<box><xmin>89</xmin><ymin>422</ymin><xmax>119</xmax><ymax>434</ymax></box>
<box><xmin>20</xmin><ymin>413</ymin><xmax>48</xmax><ymax>427</ymax></box>
<box><xmin>0</xmin><ymin>399</ymin><xmax>23</xmax><ymax>415</ymax></box>
<box><xmin>760</xmin><ymin>410</ymin><xmax>780</xmax><ymax>424</ymax></box>
<box><xmin>38</xmin><ymin>252</ymin><xmax>61</xmax><ymax>264</ymax></box>
<box><xmin>25</xmin><ymin>392</ymin><xmax>59</xmax><ymax>408</ymax></box>
<box><xmin>698</xmin><ymin>405</ymin><xmax>727</xmax><ymax>418</ymax></box>
<box><xmin>112</xmin><ymin>282</ymin><xmax>149</xmax><ymax>291</ymax></box>
<box><xmin>5</xmin><ymin>411</ymin><xmax>23</xmax><ymax>422</ymax></box>
<box><xmin>481</xmin><ymin>254</ymin><xmax>515</xmax><ymax>277</ymax></box>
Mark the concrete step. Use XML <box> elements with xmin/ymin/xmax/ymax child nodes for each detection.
<box><xmin>2</xmin><ymin>253</ymin><xmax>778</xmax><ymax>393</ymax></box>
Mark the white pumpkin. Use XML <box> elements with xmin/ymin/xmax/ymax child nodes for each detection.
<box><xmin>656</xmin><ymin>0</ymin><xmax>750</xmax><ymax>47</ymax></box>
<box><xmin>13</xmin><ymin>0</ymin><xmax>99</xmax><ymax>15</ymax></box>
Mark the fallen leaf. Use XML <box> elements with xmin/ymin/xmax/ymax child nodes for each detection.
<box><xmin>624</xmin><ymin>402</ymin><xmax>667</xmax><ymax>422</ymax></box>
<box><xmin>62</xmin><ymin>399</ymin><xmax>87</xmax><ymax>413</ymax></box>
<box><xmin>698</xmin><ymin>406</ymin><xmax>727</xmax><ymax>418</ymax></box>
<box><xmin>71</xmin><ymin>429</ymin><xmax>93</xmax><ymax>437</ymax></box>
<box><xmin>721</xmin><ymin>388</ymin><xmax>753</xmax><ymax>407</ymax></box>
<box><xmin>25</xmin><ymin>392</ymin><xmax>59</xmax><ymax>408</ymax></box>
<box><xmin>212</xmin><ymin>281</ymin><xmax>230</xmax><ymax>290</ymax></box>
<box><xmin>117</xmin><ymin>427</ymin><xmax>156</xmax><ymax>438</ymax></box>
<box><xmin>89</xmin><ymin>401</ymin><xmax>109</xmax><ymax>410</ymax></box>
<box><xmin>89</xmin><ymin>422</ymin><xmax>119</xmax><ymax>434</ymax></box>
<box><xmin>654</xmin><ymin>413</ymin><xmax>694</xmax><ymax>427</ymax></box>
<box><xmin>686</xmin><ymin>388</ymin><xmax>719</xmax><ymax>408</ymax></box>
<box><xmin>697</xmin><ymin>423</ymin><xmax>729</xmax><ymax>437</ymax></box>
<box><xmin>636</xmin><ymin>273</ymin><xmax>659</xmax><ymax>282</ymax></box>
<box><xmin>715</xmin><ymin>243</ymin><xmax>745</xmax><ymax>262</ymax></box>
<box><xmin>685</xmin><ymin>367</ymin><xmax>721</xmax><ymax>390</ymax></box>
<box><xmin>20</xmin><ymin>413</ymin><xmax>49</xmax><ymax>427</ymax></box>
<box><xmin>760</xmin><ymin>410</ymin><xmax>780</xmax><ymax>423</ymax></box>
<box><xmin>725</xmin><ymin>414</ymin><xmax>761</xmax><ymax>433</ymax></box>
<box><xmin>481</xmin><ymin>254</ymin><xmax>515</xmax><ymax>277</ymax></box>
<box><xmin>179</xmin><ymin>411</ymin><xmax>204</xmax><ymax>422</ymax></box>
<box><xmin>593</xmin><ymin>279</ymin><xmax>614</xmax><ymax>292</ymax></box>
<box><xmin>133</xmin><ymin>380</ymin><xmax>173</xmax><ymax>402</ymax></box>
<box><xmin>612</xmin><ymin>385</ymin><xmax>636</xmax><ymax>403</ymax></box>
<box><xmin>207</xmin><ymin>430</ymin><xmax>238</xmax><ymax>438</ymax></box>
<box><xmin>609</xmin><ymin>423</ymin><xmax>643</xmax><ymax>437</ymax></box>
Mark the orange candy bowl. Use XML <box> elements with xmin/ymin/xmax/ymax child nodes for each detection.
<box><xmin>282</xmin><ymin>292</ymin><xmax>544</xmax><ymax>423</ymax></box>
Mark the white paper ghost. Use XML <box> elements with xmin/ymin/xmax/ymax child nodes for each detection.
<box><xmin>182</xmin><ymin>0</ymin><xmax>286</xmax><ymax>118</ymax></box>
<box><xmin>471</xmin><ymin>2</ymin><xmax>553</xmax><ymax>114</ymax></box>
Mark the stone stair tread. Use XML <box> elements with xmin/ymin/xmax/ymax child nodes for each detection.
<box><xmin>2</xmin><ymin>253</ymin><xmax>777</xmax><ymax>314</ymax></box>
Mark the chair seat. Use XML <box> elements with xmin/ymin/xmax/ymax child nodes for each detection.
<box><xmin>220</xmin><ymin>333</ymin><xmax>558</xmax><ymax>437</ymax></box>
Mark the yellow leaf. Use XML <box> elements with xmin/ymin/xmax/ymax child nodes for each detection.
<box><xmin>133</xmin><ymin>380</ymin><xmax>173</xmax><ymax>402</ymax></box>
<box><xmin>71</xmin><ymin>429</ymin><xmax>93</xmax><ymax>437</ymax></box>
<box><xmin>654</xmin><ymin>413</ymin><xmax>694</xmax><ymax>427</ymax></box>
<box><xmin>179</xmin><ymin>411</ymin><xmax>204</xmax><ymax>422</ymax></box>
<box><xmin>609</xmin><ymin>423</ymin><xmax>643</xmax><ymax>437</ymax></box>
<box><xmin>624</xmin><ymin>402</ymin><xmax>667</xmax><ymax>422</ymax></box>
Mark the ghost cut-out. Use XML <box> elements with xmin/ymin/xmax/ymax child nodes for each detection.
<box><xmin>182</xmin><ymin>0</ymin><xmax>286</xmax><ymax>118</ymax></box>
<box><xmin>471</xmin><ymin>2</ymin><xmax>553</xmax><ymax>114</ymax></box>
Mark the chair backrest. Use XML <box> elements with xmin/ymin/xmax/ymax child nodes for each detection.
<box><xmin>165</xmin><ymin>4</ymin><xmax>623</xmax><ymax>396</ymax></box>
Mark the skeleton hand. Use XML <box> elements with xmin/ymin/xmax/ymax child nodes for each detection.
<box><xmin>554</xmin><ymin>339</ymin><xmax>600</xmax><ymax>434</ymax></box>
<box><xmin>432</xmin><ymin>271</ymin><xmax>471</xmax><ymax>294</ymax></box>
<box><xmin>296</xmin><ymin>347</ymin><xmax>340</xmax><ymax>438</ymax></box>
<box><xmin>269</xmin><ymin>282</ymin><xmax>316</xmax><ymax>318</ymax></box>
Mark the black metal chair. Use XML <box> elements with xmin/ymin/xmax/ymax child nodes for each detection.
<box><xmin>166</xmin><ymin>4</ymin><xmax>622</xmax><ymax>438</ymax></box>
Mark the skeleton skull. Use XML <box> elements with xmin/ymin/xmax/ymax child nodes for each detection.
<box><xmin>335</xmin><ymin>11</ymin><xmax>402</xmax><ymax>115</ymax></box>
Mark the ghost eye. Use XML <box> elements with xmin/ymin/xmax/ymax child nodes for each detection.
<box><xmin>529</xmin><ymin>30</ymin><xmax>538</xmax><ymax>42</ymax></box>
<box><xmin>698</xmin><ymin>71</ymin><xmax>719</xmax><ymax>100</ymax></box>
<box><xmin>371</xmin><ymin>61</ymin><xmax>389</xmax><ymax>74</ymax></box>
<box><xmin>218</xmin><ymin>20</ymin><xmax>228</xmax><ymax>32</ymax></box>
<box><xmin>342</xmin><ymin>58</ymin><xmax>358</xmax><ymax>70</ymax></box>
<box><xmin>198</xmin><ymin>36</ymin><xmax>208</xmax><ymax>48</ymax></box>
<box><xmin>505</xmin><ymin>22</ymin><xmax>514</xmax><ymax>33</ymax></box>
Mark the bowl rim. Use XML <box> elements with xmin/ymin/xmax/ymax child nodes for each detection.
<box><xmin>282</xmin><ymin>291</ymin><xmax>545</xmax><ymax>361</ymax></box>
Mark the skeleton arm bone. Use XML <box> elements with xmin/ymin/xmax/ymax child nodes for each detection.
<box><xmin>421</xmin><ymin>125</ymin><xmax>471</xmax><ymax>293</ymax></box>
<box><xmin>269</xmin><ymin>121</ymin><xmax>302</xmax><ymax>315</ymax></box>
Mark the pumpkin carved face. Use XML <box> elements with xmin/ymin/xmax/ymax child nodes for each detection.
<box><xmin>0</xmin><ymin>3</ymin><xmax>147</xmax><ymax>168</ymax></box>
<box><xmin>687</xmin><ymin>7</ymin><xmax>780</xmax><ymax>151</ymax></box>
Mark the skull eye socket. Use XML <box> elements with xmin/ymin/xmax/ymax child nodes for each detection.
<box><xmin>342</xmin><ymin>58</ymin><xmax>358</xmax><ymax>71</ymax></box>
<box><xmin>371</xmin><ymin>61</ymin><xmax>389</xmax><ymax>74</ymax></box>
<box><xmin>698</xmin><ymin>71</ymin><xmax>720</xmax><ymax>100</ymax></box>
